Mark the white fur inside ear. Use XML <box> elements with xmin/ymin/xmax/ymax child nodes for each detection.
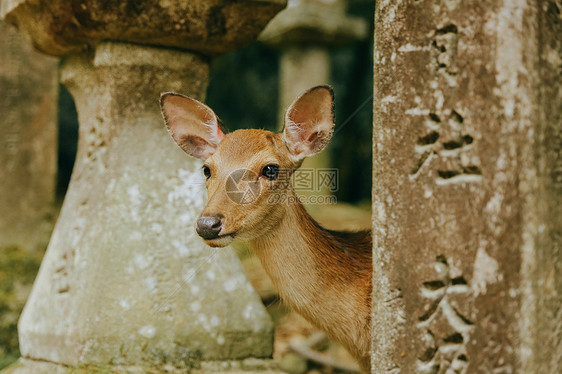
<box><xmin>282</xmin><ymin>119</ymin><xmax>304</xmax><ymax>160</ymax></box>
<box><xmin>202</xmin><ymin>119</ymin><xmax>224</xmax><ymax>145</ymax></box>
<box><xmin>286</xmin><ymin>119</ymin><xmax>305</xmax><ymax>136</ymax></box>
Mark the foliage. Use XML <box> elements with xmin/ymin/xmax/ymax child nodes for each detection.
<box><xmin>0</xmin><ymin>246</ymin><xmax>42</xmax><ymax>369</ymax></box>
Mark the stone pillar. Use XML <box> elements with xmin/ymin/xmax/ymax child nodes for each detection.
<box><xmin>373</xmin><ymin>1</ymin><xmax>561</xmax><ymax>373</ymax></box>
<box><xmin>0</xmin><ymin>20</ymin><xmax>57</xmax><ymax>251</ymax></box>
<box><xmin>1</xmin><ymin>1</ymin><xmax>286</xmax><ymax>372</ymax></box>
<box><xmin>261</xmin><ymin>0</ymin><xmax>367</xmax><ymax>196</ymax></box>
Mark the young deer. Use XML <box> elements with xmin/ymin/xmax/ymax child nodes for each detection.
<box><xmin>160</xmin><ymin>86</ymin><xmax>372</xmax><ymax>372</ymax></box>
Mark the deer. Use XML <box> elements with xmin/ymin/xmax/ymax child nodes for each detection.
<box><xmin>160</xmin><ymin>86</ymin><xmax>372</xmax><ymax>373</ymax></box>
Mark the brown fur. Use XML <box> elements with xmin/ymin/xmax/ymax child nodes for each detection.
<box><xmin>250</xmin><ymin>200</ymin><xmax>372</xmax><ymax>372</ymax></box>
<box><xmin>160</xmin><ymin>87</ymin><xmax>372</xmax><ymax>372</ymax></box>
<box><xmin>201</xmin><ymin>130</ymin><xmax>373</xmax><ymax>372</ymax></box>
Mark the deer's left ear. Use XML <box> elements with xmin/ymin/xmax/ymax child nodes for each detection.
<box><xmin>282</xmin><ymin>85</ymin><xmax>335</xmax><ymax>161</ymax></box>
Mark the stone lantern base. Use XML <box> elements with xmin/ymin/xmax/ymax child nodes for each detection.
<box><xmin>3</xmin><ymin>358</ymin><xmax>285</xmax><ymax>374</ymax></box>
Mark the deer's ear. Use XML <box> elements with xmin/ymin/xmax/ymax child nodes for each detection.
<box><xmin>160</xmin><ymin>92</ymin><xmax>225</xmax><ymax>160</ymax></box>
<box><xmin>282</xmin><ymin>86</ymin><xmax>335</xmax><ymax>161</ymax></box>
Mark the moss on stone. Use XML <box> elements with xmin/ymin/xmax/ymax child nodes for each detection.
<box><xmin>0</xmin><ymin>246</ymin><xmax>43</xmax><ymax>369</ymax></box>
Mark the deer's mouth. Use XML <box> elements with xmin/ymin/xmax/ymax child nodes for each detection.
<box><xmin>217</xmin><ymin>231</ymin><xmax>237</xmax><ymax>239</ymax></box>
<box><xmin>203</xmin><ymin>231</ymin><xmax>237</xmax><ymax>248</ymax></box>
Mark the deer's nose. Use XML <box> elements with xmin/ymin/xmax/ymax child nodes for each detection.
<box><xmin>196</xmin><ymin>214</ymin><xmax>224</xmax><ymax>240</ymax></box>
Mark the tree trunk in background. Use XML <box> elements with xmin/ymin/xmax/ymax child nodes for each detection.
<box><xmin>372</xmin><ymin>1</ymin><xmax>561</xmax><ymax>372</ymax></box>
<box><xmin>0</xmin><ymin>21</ymin><xmax>58</xmax><ymax>252</ymax></box>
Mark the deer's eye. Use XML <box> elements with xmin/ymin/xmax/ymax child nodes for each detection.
<box><xmin>262</xmin><ymin>164</ymin><xmax>279</xmax><ymax>180</ymax></box>
<box><xmin>202</xmin><ymin>165</ymin><xmax>211</xmax><ymax>179</ymax></box>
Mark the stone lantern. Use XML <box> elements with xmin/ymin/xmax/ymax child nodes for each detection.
<box><xmin>260</xmin><ymin>0</ymin><xmax>367</xmax><ymax>196</ymax></box>
<box><xmin>1</xmin><ymin>0</ymin><xmax>286</xmax><ymax>371</ymax></box>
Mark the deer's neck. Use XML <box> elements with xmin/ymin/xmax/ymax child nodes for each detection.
<box><xmin>248</xmin><ymin>193</ymin><xmax>372</xmax><ymax>361</ymax></box>
<box><xmin>250</xmin><ymin>200</ymin><xmax>330</xmax><ymax>308</ymax></box>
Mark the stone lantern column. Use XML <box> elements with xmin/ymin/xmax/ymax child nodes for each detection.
<box><xmin>0</xmin><ymin>20</ymin><xmax>58</xmax><ymax>252</ymax></box>
<box><xmin>261</xmin><ymin>0</ymin><xmax>367</xmax><ymax>197</ymax></box>
<box><xmin>373</xmin><ymin>1</ymin><xmax>561</xmax><ymax>373</ymax></box>
<box><xmin>1</xmin><ymin>1</ymin><xmax>286</xmax><ymax>372</ymax></box>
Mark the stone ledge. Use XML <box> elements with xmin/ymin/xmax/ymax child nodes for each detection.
<box><xmin>1</xmin><ymin>358</ymin><xmax>286</xmax><ymax>374</ymax></box>
<box><xmin>259</xmin><ymin>2</ymin><xmax>368</xmax><ymax>48</ymax></box>
<box><xmin>193</xmin><ymin>358</ymin><xmax>285</xmax><ymax>374</ymax></box>
<box><xmin>1</xmin><ymin>0</ymin><xmax>287</xmax><ymax>56</ymax></box>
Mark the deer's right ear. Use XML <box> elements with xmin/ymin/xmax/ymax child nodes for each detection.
<box><xmin>282</xmin><ymin>86</ymin><xmax>335</xmax><ymax>162</ymax></box>
<box><xmin>160</xmin><ymin>92</ymin><xmax>225</xmax><ymax>160</ymax></box>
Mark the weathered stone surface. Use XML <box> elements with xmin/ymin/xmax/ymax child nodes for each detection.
<box><xmin>192</xmin><ymin>359</ymin><xmax>285</xmax><ymax>374</ymax></box>
<box><xmin>16</xmin><ymin>42</ymin><xmax>273</xmax><ymax>368</ymax></box>
<box><xmin>1</xmin><ymin>0</ymin><xmax>288</xmax><ymax>370</ymax></box>
<box><xmin>1</xmin><ymin>0</ymin><xmax>286</xmax><ymax>57</ymax></box>
<box><xmin>0</xmin><ymin>20</ymin><xmax>58</xmax><ymax>251</ymax></box>
<box><xmin>3</xmin><ymin>357</ymin><xmax>285</xmax><ymax>374</ymax></box>
<box><xmin>260</xmin><ymin>0</ymin><xmax>367</xmax><ymax>48</ymax></box>
<box><xmin>372</xmin><ymin>0</ymin><xmax>561</xmax><ymax>373</ymax></box>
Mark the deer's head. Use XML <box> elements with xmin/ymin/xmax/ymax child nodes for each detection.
<box><xmin>160</xmin><ymin>86</ymin><xmax>335</xmax><ymax>247</ymax></box>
